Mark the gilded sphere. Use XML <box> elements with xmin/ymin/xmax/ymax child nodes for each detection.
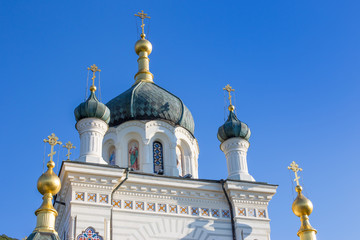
<box><xmin>135</xmin><ymin>39</ymin><xmax>152</xmax><ymax>55</ymax></box>
<box><xmin>37</xmin><ymin>170</ymin><xmax>61</xmax><ymax>195</ymax></box>
<box><xmin>228</xmin><ymin>105</ymin><xmax>235</xmax><ymax>112</ymax></box>
<box><xmin>292</xmin><ymin>191</ymin><xmax>313</xmax><ymax>217</ymax></box>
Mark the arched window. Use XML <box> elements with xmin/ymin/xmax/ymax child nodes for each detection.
<box><xmin>128</xmin><ymin>140</ymin><xmax>139</xmax><ymax>170</ymax></box>
<box><xmin>176</xmin><ymin>146</ymin><xmax>184</xmax><ymax>176</ymax></box>
<box><xmin>153</xmin><ymin>141</ymin><xmax>164</xmax><ymax>174</ymax></box>
<box><xmin>108</xmin><ymin>146</ymin><xmax>116</xmax><ymax>166</ymax></box>
<box><xmin>77</xmin><ymin>227</ymin><xmax>103</xmax><ymax>240</ymax></box>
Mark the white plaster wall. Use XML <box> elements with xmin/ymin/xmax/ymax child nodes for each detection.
<box><xmin>55</xmin><ymin>162</ymin><xmax>277</xmax><ymax>240</ymax></box>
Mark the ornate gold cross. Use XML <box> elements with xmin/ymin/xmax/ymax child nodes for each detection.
<box><xmin>223</xmin><ymin>84</ymin><xmax>235</xmax><ymax>111</ymax></box>
<box><xmin>288</xmin><ymin>161</ymin><xmax>303</xmax><ymax>186</ymax></box>
<box><xmin>63</xmin><ymin>141</ymin><xmax>76</xmax><ymax>160</ymax></box>
<box><xmin>135</xmin><ymin>10</ymin><xmax>151</xmax><ymax>37</ymax></box>
<box><xmin>88</xmin><ymin>64</ymin><xmax>101</xmax><ymax>92</ymax></box>
<box><xmin>43</xmin><ymin>133</ymin><xmax>62</xmax><ymax>162</ymax></box>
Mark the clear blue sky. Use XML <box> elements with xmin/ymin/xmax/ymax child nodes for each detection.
<box><xmin>1</xmin><ymin>1</ymin><xmax>359</xmax><ymax>239</ymax></box>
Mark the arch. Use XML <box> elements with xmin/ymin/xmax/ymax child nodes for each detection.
<box><xmin>153</xmin><ymin>141</ymin><xmax>164</xmax><ymax>174</ymax></box>
<box><xmin>176</xmin><ymin>145</ymin><xmax>184</xmax><ymax>176</ymax></box>
<box><xmin>108</xmin><ymin>145</ymin><xmax>116</xmax><ymax>166</ymax></box>
<box><xmin>175</xmin><ymin>126</ymin><xmax>199</xmax><ymax>178</ymax></box>
<box><xmin>177</xmin><ymin>139</ymin><xmax>193</xmax><ymax>177</ymax></box>
<box><xmin>77</xmin><ymin>227</ymin><xmax>103</xmax><ymax>240</ymax></box>
<box><xmin>148</xmin><ymin>130</ymin><xmax>174</xmax><ymax>176</ymax></box>
<box><xmin>103</xmin><ymin>139</ymin><xmax>115</xmax><ymax>164</ymax></box>
<box><xmin>128</xmin><ymin>140</ymin><xmax>140</xmax><ymax>170</ymax></box>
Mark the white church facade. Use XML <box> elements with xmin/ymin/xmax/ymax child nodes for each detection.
<box><xmin>30</xmin><ymin>12</ymin><xmax>278</xmax><ymax>240</ymax></box>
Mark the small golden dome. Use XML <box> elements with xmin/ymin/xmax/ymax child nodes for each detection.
<box><xmin>37</xmin><ymin>161</ymin><xmax>61</xmax><ymax>196</ymax></box>
<box><xmin>135</xmin><ymin>38</ymin><xmax>152</xmax><ymax>55</ymax></box>
<box><xmin>292</xmin><ymin>185</ymin><xmax>313</xmax><ymax>217</ymax></box>
<box><xmin>228</xmin><ymin>104</ymin><xmax>235</xmax><ymax>112</ymax></box>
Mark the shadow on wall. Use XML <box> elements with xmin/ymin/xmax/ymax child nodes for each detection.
<box><xmin>181</xmin><ymin>220</ymin><xmax>252</xmax><ymax>240</ymax></box>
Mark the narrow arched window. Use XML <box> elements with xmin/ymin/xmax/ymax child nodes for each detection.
<box><xmin>109</xmin><ymin>146</ymin><xmax>116</xmax><ymax>166</ymax></box>
<box><xmin>176</xmin><ymin>146</ymin><xmax>184</xmax><ymax>176</ymax></box>
<box><xmin>153</xmin><ymin>141</ymin><xmax>164</xmax><ymax>174</ymax></box>
<box><xmin>128</xmin><ymin>140</ymin><xmax>139</xmax><ymax>170</ymax></box>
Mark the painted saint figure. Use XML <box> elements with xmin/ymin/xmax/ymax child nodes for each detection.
<box><xmin>176</xmin><ymin>146</ymin><xmax>183</xmax><ymax>176</ymax></box>
<box><xmin>128</xmin><ymin>141</ymin><xmax>139</xmax><ymax>170</ymax></box>
<box><xmin>109</xmin><ymin>147</ymin><xmax>116</xmax><ymax>166</ymax></box>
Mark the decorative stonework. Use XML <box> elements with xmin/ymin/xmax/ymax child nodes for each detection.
<box><xmin>99</xmin><ymin>194</ymin><xmax>108</xmax><ymax>203</ymax></box>
<box><xmin>136</xmin><ymin>201</ymin><xmax>144</xmax><ymax>210</ymax></box>
<box><xmin>238</xmin><ymin>208</ymin><xmax>246</xmax><ymax>216</ymax></box>
<box><xmin>158</xmin><ymin>203</ymin><xmax>166</xmax><ymax>213</ymax></box>
<box><xmin>180</xmin><ymin>206</ymin><xmax>188</xmax><ymax>214</ymax></box>
<box><xmin>191</xmin><ymin>207</ymin><xmax>199</xmax><ymax>216</ymax></box>
<box><xmin>88</xmin><ymin>193</ymin><xmax>96</xmax><ymax>202</ymax></box>
<box><xmin>222</xmin><ymin>210</ymin><xmax>230</xmax><ymax>218</ymax></box>
<box><xmin>112</xmin><ymin>199</ymin><xmax>121</xmax><ymax>208</ymax></box>
<box><xmin>201</xmin><ymin>208</ymin><xmax>210</xmax><ymax>216</ymax></box>
<box><xmin>77</xmin><ymin>227</ymin><xmax>103</xmax><ymax>240</ymax></box>
<box><xmin>258</xmin><ymin>209</ymin><xmax>266</xmax><ymax>218</ymax></box>
<box><xmin>248</xmin><ymin>208</ymin><xmax>256</xmax><ymax>217</ymax></box>
<box><xmin>75</xmin><ymin>192</ymin><xmax>84</xmax><ymax>201</ymax></box>
<box><xmin>147</xmin><ymin>202</ymin><xmax>155</xmax><ymax>211</ymax></box>
<box><xmin>124</xmin><ymin>200</ymin><xmax>133</xmax><ymax>209</ymax></box>
<box><xmin>211</xmin><ymin>209</ymin><xmax>220</xmax><ymax>217</ymax></box>
<box><xmin>169</xmin><ymin>204</ymin><xmax>177</xmax><ymax>213</ymax></box>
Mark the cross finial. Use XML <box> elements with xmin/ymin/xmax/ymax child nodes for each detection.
<box><xmin>87</xmin><ymin>64</ymin><xmax>101</xmax><ymax>92</ymax></box>
<box><xmin>63</xmin><ymin>141</ymin><xmax>76</xmax><ymax>160</ymax></box>
<box><xmin>135</xmin><ymin>10</ymin><xmax>151</xmax><ymax>39</ymax></box>
<box><xmin>288</xmin><ymin>161</ymin><xmax>303</xmax><ymax>186</ymax></box>
<box><xmin>43</xmin><ymin>133</ymin><xmax>62</xmax><ymax>162</ymax></box>
<box><xmin>223</xmin><ymin>84</ymin><xmax>235</xmax><ymax>112</ymax></box>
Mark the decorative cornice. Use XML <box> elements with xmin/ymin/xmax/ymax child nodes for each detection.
<box><xmin>220</xmin><ymin>138</ymin><xmax>249</xmax><ymax>152</ymax></box>
<box><xmin>76</xmin><ymin>118</ymin><xmax>108</xmax><ymax>133</ymax></box>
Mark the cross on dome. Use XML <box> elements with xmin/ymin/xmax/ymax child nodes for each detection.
<box><xmin>43</xmin><ymin>133</ymin><xmax>62</xmax><ymax>162</ymax></box>
<box><xmin>63</xmin><ymin>141</ymin><xmax>76</xmax><ymax>160</ymax></box>
<box><xmin>135</xmin><ymin>10</ymin><xmax>151</xmax><ymax>38</ymax></box>
<box><xmin>223</xmin><ymin>84</ymin><xmax>235</xmax><ymax>112</ymax></box>
<box><xmin>288</xmin><ymin>161</ymin><xmax>303</xmax><ymax>186</ymax></box>
<box><xmin>87</xmin><ymin>64</ymin><xmax>101</xmax><ymax>92</ymax></box>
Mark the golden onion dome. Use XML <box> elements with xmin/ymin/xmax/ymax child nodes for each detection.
<box><xmin>292</xmin><ymin>185</ymin><xmax>313</xmax><ymax>217</ymax></box>
<box><xmin>135</xmin><ymin>37</ymin><xmax>152</xmax><ymax>55</ymax></box>
<box><xmin>37</xmin><ymin>161</ymin><xmax>61</xmax><ymax>196</ymax></box>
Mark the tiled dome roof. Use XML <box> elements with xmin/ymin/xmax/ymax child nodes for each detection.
<box><xmin>106</xmin><ymin>82</ymin><xmax>195</xmax><ymax>134</ymax></box>
<box><xmin>217</xmin><ymin>111</ymin><xmax>251</xmax><ymax>142</ymax></box>
<box><xmin>74</xmin><ymin>91</ymin><xmax>110</xmax><ymax>124</ymax></box>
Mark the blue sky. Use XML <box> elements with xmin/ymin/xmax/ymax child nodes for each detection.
<box><xmin>1</xmin><ymin>1</ymin><xmax>359</xmax><ymax>239</ymax></box>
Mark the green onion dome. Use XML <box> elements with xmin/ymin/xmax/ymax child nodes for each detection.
<box><xmin>106</xmin><ymin>81</ymin><xmax>195</xmax><ymax>135</ymax></box>
<box><xmin>74</xmin><ymin>91</ymin><xmax>110</xmax><ymax>124</ymax></box>
<box><xmin>217</xmin><ymin>111</ymin><xmax>251</xmax><ymax>143</ymax></box>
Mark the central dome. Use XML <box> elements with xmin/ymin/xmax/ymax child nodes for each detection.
<box><xmin>106</xmin><ymin>81</ymin><xmax>195</xmax><ymax>134</ymax></box>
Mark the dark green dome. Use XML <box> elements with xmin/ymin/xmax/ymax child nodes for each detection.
<box><xmin>27</xmin><ymin>231</ymin><xmax>61</xmax><ymax>240</ymax></box>
<box><xmin>106</xmin><ymin>81</ymin><xmax>195</xmax><ymax>134</ymax></box>
<box><xmin>217</xmin><ymin>111</ymin><xmax>251</xmax><ymax>143</ymax></box>
<box><xmin>74</xmin><ymin>91</ymin><xmax>110</xmax><ymax>124</ymax></box>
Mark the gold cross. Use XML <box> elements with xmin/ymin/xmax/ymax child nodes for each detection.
<box><xmin>135</xmin><ymin>10</ymin><xmax>151</xmax><ymax>38</ymax></box>
<box><xmin>87</xmin><ymin>64</ymin><xmax>101</xmax><ymax>92</ymax></box>
<box><xmin>63</xmin><ymin>141</ymin><xmax>76</xmax><ymax>160</ymax></box>
<box><xmin>223</xmin><ymin>84</ymin><xmax>236</xmax><ymax>111</ymax></box>
<box><xmin>43</xmin><ymin>133</ymin><xmax>62</xmax><ymax>162</ymax></box>
<box><xmin>288</xmin><ymin>161</ymin><xmax>303</xmax><ymax>186</ymax></box>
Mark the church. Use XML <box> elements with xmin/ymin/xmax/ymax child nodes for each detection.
<box><xmin>26</xmin><ymin>11</ymin><xmax>317</xmax><ymax>240</ymax></box>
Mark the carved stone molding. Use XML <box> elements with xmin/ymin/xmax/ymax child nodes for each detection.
<box><xmin>76</xmin><ymin>118</ymin><xmax>108</xmax><ymax>134</ymax></box>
